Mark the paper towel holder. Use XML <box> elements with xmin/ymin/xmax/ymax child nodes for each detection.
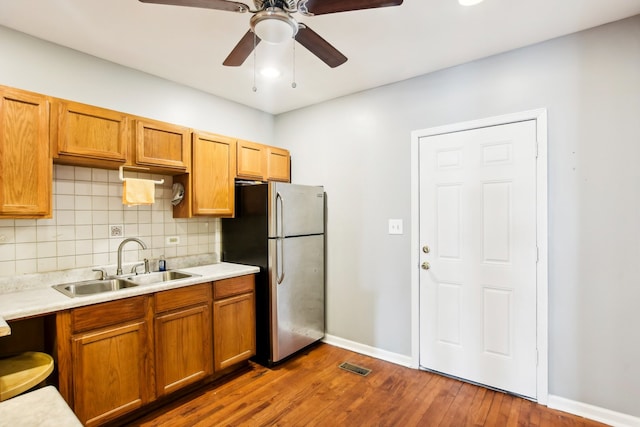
<box><xmin>119</xmin><ymin>165</ymin><xmax>164</xmax><ymax>185</ymax></box>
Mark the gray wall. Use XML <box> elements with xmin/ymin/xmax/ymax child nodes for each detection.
<box><xmin>275</xmin><ymin>15</ymin><xmax>640</xmax><ymax>417</ymax></box>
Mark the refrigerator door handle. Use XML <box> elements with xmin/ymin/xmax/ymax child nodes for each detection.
<box><xmin>276</xmin><ymin>192</ymin><xmax>285</xmax><ymax>284</ymax></box>
<box><xmin>276</xmin><ymin>192</ymin><xmax>285</xmax><ymax>238</ymax></box>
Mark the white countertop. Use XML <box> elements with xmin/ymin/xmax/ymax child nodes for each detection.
<box><xmin>0</xmin><ymin>262</ymin><xmax>259</xmax><ymax>329</ymax></box>
<box><xmin>0</xmin><ymin>386</ymin><xmax>82</xmax><ymax>427</ymax></box>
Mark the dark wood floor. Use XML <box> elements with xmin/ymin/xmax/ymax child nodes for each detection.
<box><xmin>129</xmin><ymin>343</ymin><xmax>606</xmax><ymax>426</ymax></box>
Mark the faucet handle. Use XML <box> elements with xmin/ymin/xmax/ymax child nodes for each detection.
<box><xmin>130</xmin><ymin>262</ymin><xmax>146</xmax><ymax>275</ymax></box>
<box><xmin>92</xmin><ymin>268</ymin><xmax>108</xmax><ymax>280</ymax></box>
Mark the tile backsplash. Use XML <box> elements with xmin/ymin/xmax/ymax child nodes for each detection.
<box><xmin>0</xmin><ymin>165</ymin><xmax>220</xmax><ymax>277</ymax></box>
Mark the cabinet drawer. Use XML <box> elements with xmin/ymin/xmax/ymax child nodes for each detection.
<box><xmin>155</xmin><ymin>283</ymin><xmax>211</xmax><ymax>313</ymax></box>
<box><xmin>214</xmin><ymin>275</ymin><xmax>255</xmax><ymax>300</ymax></box>
<box><xmin>71</xmin><ymin>296</ymin><xmax>146</xmax><ymax>333</ymax></box>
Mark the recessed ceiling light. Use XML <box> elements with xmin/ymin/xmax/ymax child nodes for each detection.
<box><xmin>260</xmin><ymin>67</ymin><xmax>281</xmax><ymax>79</ymax></box>
<box><xmin>459</xmin><ymin>0</ymin><xmax>484</xmax><ymax>5</ymax></box>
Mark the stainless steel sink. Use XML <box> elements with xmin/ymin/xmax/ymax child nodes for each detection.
<box><xmin>125</xmin><ymin>270</ymin><xmax>198</xmax><ymax>286</ymax></box>
<box><xmin>53</xmin><ymin>270</ymin><xmax>200</xmax><ymax>298</ymax></box>
<box><xmin>53</xmin><ymin>278</ymin><xmax>138</xmax><ymax>298</ymax></box>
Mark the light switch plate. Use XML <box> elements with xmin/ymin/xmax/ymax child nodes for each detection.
<box><xmin>166</xmin><ymin>236</ymin><xmax>180</xmax><ymax>245</ymax></box>
<box><xmin>388</xmin><ymin>219</ymin><xmax>403</xmax><ymax>235</ymax></box>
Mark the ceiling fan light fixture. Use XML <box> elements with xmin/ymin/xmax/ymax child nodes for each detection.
<box><xmin>260</xmin><ymin>67</ymin><xmax>281</xmax><ymax>78</ymax></box>
<box><xmin>250</xmin><ymin>8</ymin><xmax>298</xmax><ymax>44</ymax></box>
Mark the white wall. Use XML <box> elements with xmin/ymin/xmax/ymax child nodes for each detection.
<box><xmin>275</xmin><ymin>15</ymin><xmax>640</xmax><ymax>418</ymax></box>
<box><xmin>0</xmin><ymin>26</ymin><xmax>274</xmax><ymax>144</ymax></box>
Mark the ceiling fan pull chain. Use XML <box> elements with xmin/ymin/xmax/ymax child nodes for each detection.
<box><xmin>292</xmin><ymin>38</ymin><xmax>297</xmax><ymax>89</ymax></box>
<box><xmin>252</xmin><ymin>31</ymin><xmax>258</xmax><ymax>92</ymax></box>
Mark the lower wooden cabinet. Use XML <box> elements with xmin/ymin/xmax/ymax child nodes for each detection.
<box><xmin>154</xmin><ymin>283</ymin><xmax>213</xmax><ymax>397</ymax></box>
<box><xmin>213</xmin><ymin>275</ymin><xmax>256</xmax><ymax>371</ymax></box>
<box><xmin>72</xmin><ymin>321</ymin><xmax>151</xmax><ymax>426</ymax></box>
<box><xmin>56</xmin><ymin>275</ymin><xmax>255</xmax><ymax>426</ymax></box>
<box><xmin>56</xmin><ymin>296</ymin><xmax>154</xmax><ymax>427</ymax></box>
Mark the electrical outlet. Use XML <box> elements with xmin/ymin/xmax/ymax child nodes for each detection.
<box><xmin>110</xmin><ymin>225</ymin><xmax>123</xmax><ymax>237</ymax></box>
<box><xmin>388</xmin><ymin>219</ymin><xmax>403</xmax><ymax>235</ymax></box>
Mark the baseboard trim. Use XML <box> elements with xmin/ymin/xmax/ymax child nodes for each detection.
<box><xmin>322</xmin><ymin>334</ymin><xmax>413</xmax><ymax>368</ymax></box>
<box><xmin>548</xmin><ymin>395</ymin><xmax>640</xmax><ymax>427</ymax></box>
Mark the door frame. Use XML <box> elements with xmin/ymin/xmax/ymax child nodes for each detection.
<box><xmin>410</xmin><ymin>109</ymin><xmax>548</xmax><ymax>404</ymax></box>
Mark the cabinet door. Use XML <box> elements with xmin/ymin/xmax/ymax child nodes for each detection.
<box><xmin>155</xmin><ymin>303</ymin><xmax>213</xmax><ymax>396</ymax></box>
<box><xmin>236</xmin><ymin>139</ymin><xmax>265</xmax><ymax>180</ymax></box>
<box><xmin>192</xmin><ymin>132</ymin><xmax>236</xmax><ymax>216</ymax></box>
<box><xmin>135</xmin><ymin>119</ymin><xmax>190</xmax><ymax>170</ymax></box>
<box><xmin>72</xmin><ymin>320</ymin><xmax>152</xmax><ymax>427</ymax></box>
<box><xmin>213</xmin><ymin>292</ymin><xmax>256</xmax><ymax>371</ymax></box>
<box><xmin>55</xmin><ymin>100</ymin><xmax>128</xmax><ymax>163</ymax></box>
<box><xmin>0</xmin><ymin>86</ymin><xmax>51</xmax><ymax>217</ymax></box>
<box><xmin>266</xmin><ymin>146</ymin><xmax>290</xmax><ymax>182</ymax></box>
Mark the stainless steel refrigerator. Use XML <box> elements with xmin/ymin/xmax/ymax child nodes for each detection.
<box><xmin>221</xmin><ymin>182</ymin><xmax>325</xmax><ymax>366</ymax></box>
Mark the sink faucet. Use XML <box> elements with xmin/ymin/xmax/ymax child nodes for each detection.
<box><xmin>116</xmin><ymin>237</ymin><xmax>148</xmax><ymax>275</ymax></box>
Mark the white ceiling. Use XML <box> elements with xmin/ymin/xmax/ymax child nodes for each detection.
<box><xmin>1</xmin><ymin>0</ymin><xmax>639</xmax><ymax>114</ymax></box>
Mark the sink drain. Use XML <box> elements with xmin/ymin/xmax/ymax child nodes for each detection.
<box><xmin>339</xmin><ymin>362</ymin><xmax>371</xmax><ymax>376</ymax></box>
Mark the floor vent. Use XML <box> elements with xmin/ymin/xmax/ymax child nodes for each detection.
<box><xmin>339</xmin><ymin>362</ymin><xmax>372</xmax><ymax>376</ymax></box>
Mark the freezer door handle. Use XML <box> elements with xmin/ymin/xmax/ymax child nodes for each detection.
<box><xmin>276</xmin><ymin>192</ymin><xmax>285</xmax><ymax>284</ymax></box>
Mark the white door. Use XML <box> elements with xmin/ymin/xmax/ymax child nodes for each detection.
<box><xmin>418</xmin><ymin>120</ymin><xmax>538</xmax><ymax>398</ymax></box>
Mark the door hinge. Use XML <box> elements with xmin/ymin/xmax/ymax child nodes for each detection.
<box><xmin>536</xmin><ymin>246</ymin><xmax>539</xmax><ymax>263</ymax></box>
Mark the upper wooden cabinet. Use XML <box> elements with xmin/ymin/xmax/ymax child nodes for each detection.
<box><xmin>236</xmin><ymin>139</ymin><xmax>266</xmax><ymax>180</ymax></box>
<box><xmin>133</xmin><ymin>118</ymin><xmax>190</xmax><ymax>172</ymax></box>
<box><xmin>0</xmin><ymin>86</ymin><xmax>52</xmax><ymax>218</ymax></box>
<box><xmin>237</xmin><ymin>140</ymin><xmax>290</xmax><ymax>182</ymax></box>
<box><xmin>267</xmin><ymin>146</ymin><xmax>291</xmax><ymax>182</ymax></box>
<box><xmin>173</xmin><ymin>131</ymin><xmax>236</xmax><ymax>218</ymax></box>
<box><xmin>53</xmin><ymin>100</ymin><xmax>128</xmax><ymax>167</ymax></box>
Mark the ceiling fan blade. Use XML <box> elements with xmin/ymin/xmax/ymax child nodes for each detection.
<box><xmin>300</xmin><ymin>0</ymin><xmax>403</xmax><ymax>15</ymax></box>
<box><xmin>138</xmin><ymin>0</ymin><xmax>250</xmax><ymax>13</ymax></box>
<box><xmin>223</xmin><ymin>30</ymin><xmax>261</xmax><ymax>66</ymax></box>
<box><xmin>295</xmin><ymin>25</ymin><xmax>347</xmax><ymax>68</ymax></box>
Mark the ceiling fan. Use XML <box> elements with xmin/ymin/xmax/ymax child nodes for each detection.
<box><xmin>139</xmin><ymin>0</ymin><xmax>404</xmax><ymax>68</ymax></box>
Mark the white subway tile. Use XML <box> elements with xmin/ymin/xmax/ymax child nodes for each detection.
<box><xmin>55</xmin><ymin>165</ymin><xmax>75</xmax><ymax>180</ymax></box>
<box><xmin>15</xmin><ymin>227</ymin><xmax>36</xmax><ymax>243</ymax></box>
<box><xmin>75</xmin><ymin>167</ymin><xmax>92</xmax><ymax>181</ymax></box>
<box><xmin>92</xmin><ymin>169</ymin><xmax>109</xmax><ymax>183</ymax></box>
<box><xmin>37</xmin><ymin>257</ymin><xmax>57</xmax><ymax>273</ymax></box>
<box><xmin>15</xmin><ymin>259</ymin><xmax>37</xmax><ymax>275</ymax></box>
<box><xmin>75</xmin><ymin>225</ymin><xmax>93</xmax><ymax>239</ymax></box>
<box><xmin>57</xmin><ymin>241</ymin><xmax>75</xmax><ymax>257</ymax></box>
<box><xmin>0</xmin><ymin>243</ymin><xmax>15</xmax><ymax>261</ymax></box>
<box><xmin>75</xmin><ymin>181</ymin><xmax>92</xmax><ymax>195</ymax></box>
<box><xmin>74</xmin><ymin>211</ymin><xmax>92</xmax><ymax>225</ymax></box>
<box><xmin>57</xmin><ymin>256</ymin><xmax>76</xmax><ymax>270</ymax></box>
<box><xmin>37</xmin><ymin>241</ymin><xmax>57</xmax><ymax>258</ymax></box>
<box><xmin>56</xmin><ymin>195</ymin><xmax>75</xmax><ymax>211</ymax></box>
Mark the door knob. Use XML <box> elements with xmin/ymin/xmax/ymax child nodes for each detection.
<box><xmin>422</xmin><ymin>245</ymin><xmax>430</xmax><ymax>254</ymax></box>
<box><xmin>421</xmin><ymin>262</ymin><xmax>430</xmax><ymax>270</ymax></box>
